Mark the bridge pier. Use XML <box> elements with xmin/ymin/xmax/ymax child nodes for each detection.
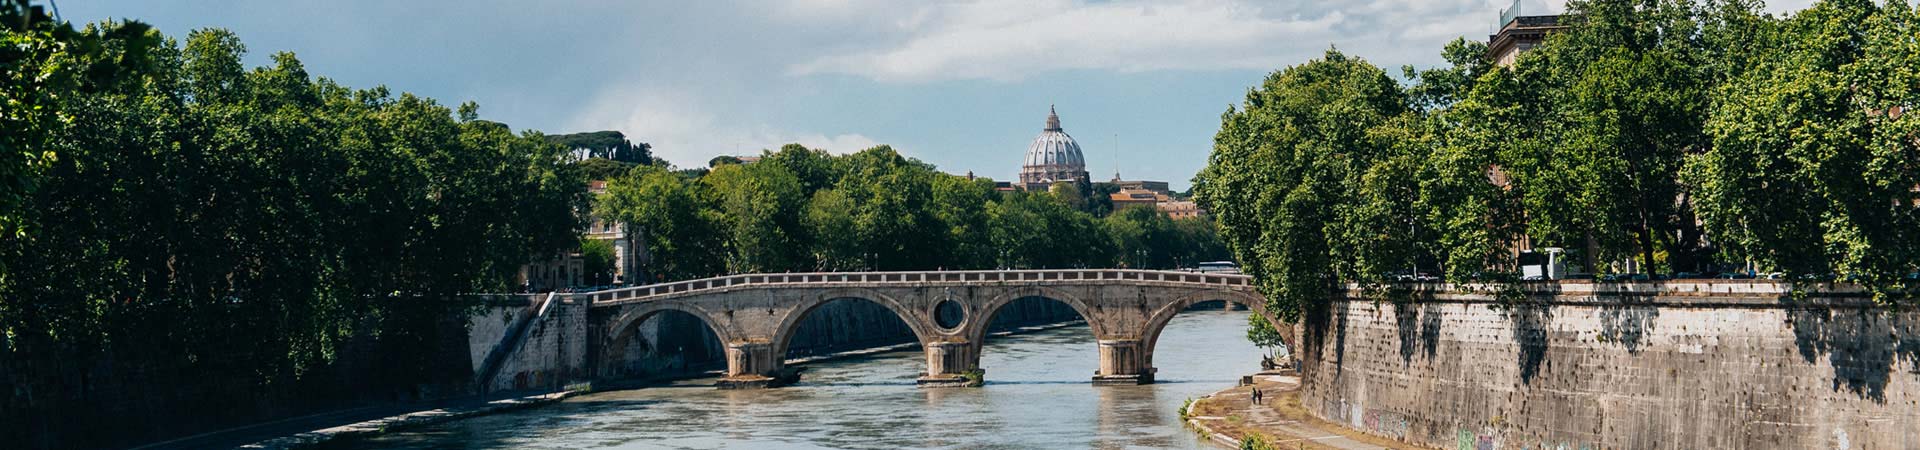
<box><xmin>586</xmin><ymin>270</ymin><xmax>1284</xmax><ymax>391</ymax></box>
<box><xmin>1092</xmin><ymin>339</ymin><xmax>1154</xmax><ymax>385</ymax></box>
<box><xmin>918</xmin><ymin>340</ymin><xmax>981</xmax><ymax>387</ymax></box>
<box><xmin>717</xmin><ymin>341</ymin><xmax>792</xmax><ymax>389</ymax></box>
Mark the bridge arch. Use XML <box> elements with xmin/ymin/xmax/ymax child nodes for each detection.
<box><xmin>771</xmin><ymin>287</ymin><xmax>938</xmax><ymax>359</ymax></box>
<box><xmin>600</xmin><ymin>300</ymin><xmax>734</xmax><ymax>377</ymax></box>
<box><xmin>964</xmin><ymin>285</ymin><xmax>1106</xmax><ymax>350</ymax></box>
<box><xmin>1138</xmin><ymin>289</ymin><xmax>1292</xmax><ymax>371</ymax></box>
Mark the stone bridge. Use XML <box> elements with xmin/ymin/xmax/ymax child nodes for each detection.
<box><xmin>579</xmin><ymin>269</ymin><xmax>1291</xmax><ymax>387</ymax></box>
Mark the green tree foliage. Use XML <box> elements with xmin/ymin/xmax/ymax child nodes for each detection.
<box><xmin>577</xmin><ymin>157</ymin><xmax>638</xmax><ymax>181</ymax></box>
<box><xmin>1245</xmin><ymin>314</ymin><xmax>1287</xmax><ymax>359</ymax></box>
<box><xmin>932</xmin><ymin>175</ymin><xmax>1001</xmax><ymax>269</ymax></box>
<box><xmin>704</xmin><ymin>161</ymin><xmax>808</xmax><ymax>273</ymax></box>
<box><xmin>548</xmin><ymin>130</ymin><xmax>652</xmax><ymax>163</ymax></box>
<box><xmin>805</xmin><ymin>188</ymin><xmax>864</xmax><ymax>271</ymax></box>
<box><xmin>1193</xmin><ymin>49</ymin><xmax>1411</xmax><ymax>320</ymax></box>
<box><xmin>0</xmin><ymin>17</ymin><xmax>588</xmax><ymax>447</ymax></box>
<box><xmin>1106</xmin><ymin>205</ymin><xmax>1178</xmax><ymax>269</ymax></box>
<box><xmin>0</xmin><ymin>1</ymin><xmax>154</xmax><ymax>237</ymax></box>
<box><xmin>1518</xmin><ymin>0</ymin><xmax>1718</xmax><ymax>272</ymax></box>
<box><xmin>602</xmin><ymin>143</ymin><xmax>1204</xmax><ymax>277</ymax></box>
<box><xmin>1689</xmin><ymin>0</ymin><xmax>1920</xmax><ymax>293</ymax></box>
<box><xmin>598</xmin><ymin>165</ymin><xmax>725</xmax><ymax>282</ymax></box>
<box><xmin>1199</xmin><ymin>0</ymin><xmax>1920</xmax><ymax>316</ymax></box>
<box><xmin>579</xmin><ymin>239</ymin><xmax>617</xmax><ymax>286</ymax></box>
<box><xmin>990</xmin><ymin>190</ymin><xmax>1113</xmax><ymax>269</ymax></box>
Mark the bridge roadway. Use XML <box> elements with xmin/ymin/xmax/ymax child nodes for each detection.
<box><xmin>576</xmin><ymin>269</ymin><xmax>1294</xmax><ymax>388</ymax></box>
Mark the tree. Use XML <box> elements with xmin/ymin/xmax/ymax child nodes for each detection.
<box><xmin>1245</xmin><ymin>314</ymin><xmax>1288</xmax><ymax>361</ymax></box>
<box><xmin>598</xmin><ymin>165</ymin><xmax>725</xmax><ymax>281</ymax></box>
<box><xmin>548</xmin><ymin>130</ymin><xmax>652</xmax><ymax>163</ymax></box>
<box><xmin>1193</xmin><ymin>49</ymin><xmax>1411</xmax><ymax>320</ymax></box>
<box><xmin>703</xmin><ymin>161</ymin><xmax>809</xmax><ymax>273</ymax></box>
<box><xmin>580</xmin><ymin>239</ymin><xmax>616</xmax><ymax>286</ymax></box>
<box><xmin>2</xmin><ymin>20</ymin><xmax>590</xmax><ymax>447</ymax></box>
<box><xmin>1689</xmin><ymin>0</ymin><xmax>1918</xmax><ymax>294</ymax></box>
<box><xmin>1105</xmin><ymin>205</ymin><xmax>1178</xmax><ymax>269</ymax></box>
<box><xmin>760</xmin><ymin>143</ymin><xmax>840</xmax><ymax>193</ymax></box>
<box><xmin>836</xmin><ymin>146</ymin><xmax>947</xmax><ymax>270</ymax></box>
<box><xmin>932</xmin><ymin>174</ymin><xmax>1000</xmax><ymax>269</ymax></box>
<box><xmin>991</xmin><ymin>190</ymin><xmax>1112</xmax><ymax>269</ymax></box>
<box><xmin>805</xmin><ymin>188</ymin><xmax>863</xmax><ymax>271</ymax></box>
<box><xmin>577</xmin><ymin>157</ymin><xmax>637</xmax><ymax>181</ymax></box>
<box><xmin>1172</xmin><ymin>217</ymin><xmax>1230</xmax><ymax>268</ymax></box>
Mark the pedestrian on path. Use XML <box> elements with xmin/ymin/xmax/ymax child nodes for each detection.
<box><xmin>1251</xmin><ymin>387</ymin><xmax>1262</xmax><ymax>405</ymax></box>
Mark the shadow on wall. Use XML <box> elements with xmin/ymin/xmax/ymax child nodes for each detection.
<box><xmin>1789</xmin><ymin>306</ymin><xmax>1920</xmax><ymax>403</ymax></box>
<box><xmin>1597</xmin><ymin>298</ymin><xmax>1659</xmax><ymax>354</ymax></box>
<box><xmin>1302</xmin><ymin>302</ymin><xmax>1345</xmax><ymax>377</ymax></box>
<box><xmin>1393</xmin><ymin>300</ymin><xmax>1443</xmax><ymax>365</ymax></box>
<box><xmin>1504</xmin><ymin>302</ymin><xmax>1553</xmax><ymax>385</ymax></box>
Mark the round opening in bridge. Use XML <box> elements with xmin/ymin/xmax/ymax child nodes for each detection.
<box><xmin>933</xmin><ymin>299</ymin><xmax>966</xmax><ymax>330</ymax></box>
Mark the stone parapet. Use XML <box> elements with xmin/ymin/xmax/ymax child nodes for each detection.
<box><xmin>1299</xmin><ymin>283</ymin><xmax>1919</xmax><ymax>449</ymax></box>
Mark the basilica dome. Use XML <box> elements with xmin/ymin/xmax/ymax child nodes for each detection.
<box><xmin>1019</xmin><ymin>106</ymin><xmax>1091</xmax><ymax>190</ymax></box>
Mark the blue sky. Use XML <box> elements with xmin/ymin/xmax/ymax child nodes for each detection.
<box><xmin>61</xmin><ymin>0</ymin><xmax>1812</xmax><ymax>189</ymax></box>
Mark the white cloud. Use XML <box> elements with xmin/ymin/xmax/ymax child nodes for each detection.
<box><xmin>565</xmin><ymin>86</ymin><xmax>889</xmax><ymax>167</ymax></box>
<box><xmin>789</xmin><ymin>0</ymin><xmax>1360</xmax><ymax>82</ymax></box>
<box><xmin>783</xmin><ymin>0</ymin><xmax>1819</xmax><ymax>83</ymax></box>
<box><xmin>782</xmin><ymin>0</ymin><xmax>1551</xmax><ymax>83</ymax></box>
<box><xmin>781</xmin><ymin>133</ymin><xmax>881</xmax><ymax>154</ymax></box>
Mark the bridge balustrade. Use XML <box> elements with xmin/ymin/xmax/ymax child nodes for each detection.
<box><xmin>574</xmin><ymin>268</ymin><xmax>1277</xmax><ymax>390</ymax></box>
<box><xmin>581</xmin><ymin>269</ymin><xmax>1250</xmax><ymax>305</ymax></box>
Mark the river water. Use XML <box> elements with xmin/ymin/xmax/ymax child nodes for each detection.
<box><xmin>347</xmin><ymin>309</ymin><xmax>1263</xmax><ymax>449</ymax></box>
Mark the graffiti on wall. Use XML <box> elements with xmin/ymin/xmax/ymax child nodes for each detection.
<box><xmin>1362</xmin><ymin>409</ymin><xmax>1410</xmax><ymax>439</ymax></box>
<box><xmin>1322</xmin><ymin>397</ymin><xmax>1350</xmax><ymax>424</ymax></box>
<box><xmin>1454</xmin><ymin>429</ymin><xmax>1597</xmax><ymax>450</ymax></box>
<box><xmin>1455</xmin><ymin>428</ymin><xmax>1496</xmax><ymax>450</ymax></box>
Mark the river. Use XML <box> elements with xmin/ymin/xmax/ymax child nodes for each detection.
<box><xmin>344</xmin><ymin>309</ymin><xmax>1264</xmax><ymax>449</ymax></box>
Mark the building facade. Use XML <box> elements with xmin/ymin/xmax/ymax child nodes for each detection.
<box><xmin>518</xmin><ymin>180</ymin><xmax>643</xmax><ymax>291</ymax></box>
<box><xmin>1109</xmin><ymin>177</ymin><xmax>1170</xmax><ymax>195</ymax></box>
<box><xmin>1487</xmin><ymin>14</ymin><xmax>1567</xmax><ymax>67</ymax></box>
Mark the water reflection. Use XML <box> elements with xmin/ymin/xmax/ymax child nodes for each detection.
<box><xmin>346</xmin><ymin>310</ymin><xmax>1260</xmax><ymax>450</ymax></box>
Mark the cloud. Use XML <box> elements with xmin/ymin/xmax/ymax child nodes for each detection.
<box><xmin>786</xmin><ymin>0</ymin><xmax>1529</xmax><ymax>82</ymax></box>
<box><xmin>565</xmin><ymin>86</ymin><xmax>888</xmax><ymax>167</ymax></box>
<box><xmin>783</xmin><ymin>0</ymin><xmax>1817</xmax><ymax>83</ymax></box>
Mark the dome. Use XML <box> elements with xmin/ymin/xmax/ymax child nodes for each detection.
<box><xmin>1019</xmin><ymin>106</ymin><xmax>1090</xmax><ymax>189</ymax></box>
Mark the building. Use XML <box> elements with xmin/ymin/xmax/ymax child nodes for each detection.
<box><xmin>1110</xmin><ymin>187</ymin><xmax>1205</xmax><ymax>219</ymax></box>
<box><xmin>1158</xmin><ymin>200</ymin><xmax>1202</xmax><ymax>220</ymax></box>
<box><xmin>1486</xmin><ymin>5</ymin><xmax>1567</xmax><ymax>67</ymax></box>
<box><xmin>518</xmin><ymin>180</ymin><xmax>644</xmax><ymax>291</ymax></box>
<box><xmin>1110</xmin><ymin>188</ymin><xmax>1170</xmax><ymax>210</ymax></box>
<box><xmin>1019</xmin><ymin>106</ymin><xmax>1092</xmax><ymax>191</ymax></box>
<box><xmin>1109</xmin><ymin>176</ymin><xmax>1170</xmax><ymax>195</ymax></box>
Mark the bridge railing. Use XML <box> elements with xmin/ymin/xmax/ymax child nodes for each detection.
<box><xmin>582</xmin><ymin>269</ymin><xmax>1252</xmax><ymax>304</ymax></box>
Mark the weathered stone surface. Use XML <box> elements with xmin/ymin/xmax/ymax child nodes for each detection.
<box><xmin>1298</xmin><ymin>281</ymin><xmax>1920</xmax><ymax>450</ymax></box>
<box><xmin>583</xmin><ymin>270</ymin><xmax>1282</xmax><ymax>387</ymax></box>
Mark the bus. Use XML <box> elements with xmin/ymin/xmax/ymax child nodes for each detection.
<box><xmin>1193</xmin><ymin>261</ymin><xmax>1240</xmax><ymax>274</ymax></box>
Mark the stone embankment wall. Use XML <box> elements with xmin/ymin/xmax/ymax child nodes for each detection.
<box><xmin>478</xmin><ymin>296</ymin><xmax>590</xmax><ymax>392</ymax></box>
<box><xmin>1298</xmin><ymin>281</ymin><xmax>1919</xmax><ymax>450</ymax></box>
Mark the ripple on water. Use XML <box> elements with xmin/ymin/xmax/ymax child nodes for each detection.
<box><xmin>345</xmin><ymin>310</ymin><xmax>1264</xmax><ymax>450</ymax></box>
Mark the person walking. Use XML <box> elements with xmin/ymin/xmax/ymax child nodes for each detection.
<box><xmin>1251</xmin><ymin>387</ymin><xmax>1262</xmax><ymax>405</ymax></box>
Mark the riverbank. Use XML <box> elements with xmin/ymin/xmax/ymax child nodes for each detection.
<box><xmin>232</xmin><ymin>320</ymin><xmax>1090</xmax><ymax>449</ymax></box>
<box><xmin>1184</xmin><ymin>371</ymin><xmax>1424</xmax><ymax>450</ymax></box>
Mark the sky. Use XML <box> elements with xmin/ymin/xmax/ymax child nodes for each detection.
<box><xmin>60</xmin><ymin>0</ymin><xmax>1815</xmax><ymax>190</ymax></box>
